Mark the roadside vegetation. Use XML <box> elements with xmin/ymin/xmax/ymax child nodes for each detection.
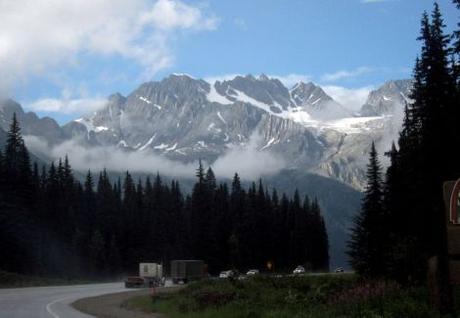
<box><xmin>124</xmin><ymin>274</ymin><xmax>442</xmax><ymax>318</ymax></box>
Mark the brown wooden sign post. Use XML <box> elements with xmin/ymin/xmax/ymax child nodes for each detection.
<box><xmin>444</xmin><ymin>180</ymin><xmax>460</xmax><ymax>284</ymax></box>
<box><xmin>429</xmin><ymin>179</ymin><xmax>460</xmax><ymax>312</ymax></box>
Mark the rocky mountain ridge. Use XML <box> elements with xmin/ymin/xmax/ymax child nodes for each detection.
<box><xmin>0</xmin><ymin>74</ymin><xmax>412</xmax><ymax>190</ymax></box>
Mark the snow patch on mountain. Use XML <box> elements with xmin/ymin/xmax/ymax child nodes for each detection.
<box><xmin>229</xmin><ymin>88</ymin><xmax>274</xmax><ymax>113</ymax></box>
<box><xmin>206</xmin><ymin>83</ymin><xmax>233</xmax><ymax>105</ymax></box>
<box><xmin>166</xmin><ymin>143</ymin><xmax>178</xmax><ymax>151</ymax></box>
<box><xmin>139</xmin><ymin>134</ymin><xmax>156</xmax><ymax>151</ymax></box>
<box><xmin>117</xmin><ymin>140</ymin><xmax>128</xmax><ymax>147</ymax></box>
<box><xmin>154</xmin><ymin>143</ymin><xmax>169</xmax><ymax>150</ymax></box>
<box><xmin>94</xmin><ymin>126</ymin><xmax>109</xmax><ymax>132</ymax></box>
<box><xmin>320</xmin><ymin>116</ymin><xmax>386</xmax><ymax>134</ymax></box>
<box><xmin>260</xmin><ymin>137</ymin><xmax>277</xmax><ymax>150</ymax></box>
<box><xmin>139</xmin><ymin>96</ymin><xmax>152</xmax><ymax>104</ymax></box>
<box><xmin>217</xmin><ymin>111</ymin><xmax>227</xmax><ymax>124</ymax></box>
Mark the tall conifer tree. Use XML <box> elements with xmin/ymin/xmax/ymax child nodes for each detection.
<box><xmin>348</xmin><ymin>142</ymin><xmax>385</xmax><ymax>276</ymax></box>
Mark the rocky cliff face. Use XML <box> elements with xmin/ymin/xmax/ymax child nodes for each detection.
<box><xmin>0</xmin><ymin>98</ymin><xmax>65</xmax><ymax>145</ymax></box>
<box><xmin>360</xmin><ymin>79</ymin><xmax>413</xmax><ymax>116</ymax></box>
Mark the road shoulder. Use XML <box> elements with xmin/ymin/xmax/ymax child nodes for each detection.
<box><xmin>73</xmin><ymin>289</ymin><xmax>156</xmax><ymax>318</ymax></box>
<box><xmin>72</xmin><ymin>287</ymin><xmax>182</xmax><ymax>318</ymax></box>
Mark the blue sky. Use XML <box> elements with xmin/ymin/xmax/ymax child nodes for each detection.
<box><xmin>1</xmin><ymin>0</ymin><xmax>458</xmax><ymax>123</ymax></box>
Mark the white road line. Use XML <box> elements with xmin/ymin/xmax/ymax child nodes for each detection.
<box><xmin>46</xmin><ymin>296</ymin><xmax>73</xmax><ymax>318</ymax></box>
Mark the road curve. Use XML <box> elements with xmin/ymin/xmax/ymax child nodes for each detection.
<box><xmin>0</xmin><ymin>282</ymin><xmax>131</xmax><ymax>318</ymax></box>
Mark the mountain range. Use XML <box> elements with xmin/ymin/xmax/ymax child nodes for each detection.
<box><xmin>0</xmin><ymin>74</ymin><xmax>412</xmax><ymax>189</ymax></box>
<box><xmin>0</xmin><ymin>74</ymin><xmax>413</xmax><ymax>268</ymax></box>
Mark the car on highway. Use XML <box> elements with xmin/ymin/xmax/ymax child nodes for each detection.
<box><xmin>219</xmin><ymin>269</ymin><xmax>239</xmax><ymax>279</ymax></box>
<box><xmin>246</xmin><ymin>269</ymin><xmax>259</xmax><ymax>275</ymax></box>
<box><xmin>219</xmin><ymin>270</ymin><xmax>230</xmax><ymax>278</ymax></box>
<box><xmin>124</xmin><ymin>276</ymin><xmax>145</xmax><ymax>288</ymax></box>
<box><xmin>293</xmin><ymin>265</ymin><xmax>306</xmax><ymax>275</ymax></box>
<box><xmin>335</xmin><ymin>267</ymin><xmax>344</xmax><ymax>273</ymax></box>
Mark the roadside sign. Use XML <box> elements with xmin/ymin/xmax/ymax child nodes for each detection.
<box><xmin>266</xmin><ymin>261</ymin><xmax>273</xmax><ymax>271</ymax></box>
<box><xmin>427</xmin><ymin>179</ymin><xmax>460</xmax><ymax>312</ymax></box>
<box><xmin>444</xmin><ymin>179</ymin><xmax>460</xmax><ymax>284</ymax></box>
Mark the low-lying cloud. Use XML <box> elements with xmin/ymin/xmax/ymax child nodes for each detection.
<box><xmin>322</xmin><ymin>85</ymin><xmax>373</xmax><ymax>112</ymax></box>
<box><xmin>24</xmin><ymin>132</ymin><xmax>286</xmax><ymax>181</ymax></box>
<box><xmin>213</xmin><ymin>133</ymin><xmax>286</xmax><ymax>179</ymax></box>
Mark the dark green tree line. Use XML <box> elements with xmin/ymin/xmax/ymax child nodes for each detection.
<box><xmin>0</xmin><ymin>116</ymin><xmax>329</xmax><ymax>278</ymax></box>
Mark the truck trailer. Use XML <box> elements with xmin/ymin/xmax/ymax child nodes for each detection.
<box><xmin>170</xmin><ymin>260</ymin><xmax>206</xmax><ymax>284</ymax></box>
<box><xmin>125</xmin><ymin>262</ymin><xmax>164</xmax><ymax>288</ymax></box>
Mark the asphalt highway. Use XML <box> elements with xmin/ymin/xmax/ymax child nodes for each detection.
<box><xmin>0</xmin><ymin>282</ymin><xmax>130</xmax><ymax>318</ymax></box>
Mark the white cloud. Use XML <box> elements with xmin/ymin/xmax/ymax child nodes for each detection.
<box><xmin>26</xmin><ymin>86</ymin><xmax>108</xmax><ymax>115</ymax></box>
<box><xmin>0</xmin><ymin>0</ymin><xmax>217</xmax><ymax>93</ymax></box>
<box><xmin>322</xmin><ymin>85</ymin><xmax>373</xmax><ymax>111</ymax></box>
<box><xmin>142</xmin><ymin>0</ymin><xmax>218</xmax><ymax>31</ymax></box>
<box><xmin>321</xmin><ymin>67</ymin><xmax>374</xmax><ymax>82</ymax></box>
<box><xmin>28</xmin><ymin>97</ymin><xmax>107</xmax><ymax>115</ymax></box>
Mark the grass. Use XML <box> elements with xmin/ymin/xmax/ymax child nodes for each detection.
<box><xmin>124</xmin><ymin>274</ymin><xmax>443</xmax><ymax>318</ymax></box>
<box><xmin>0</xmin><ymin>270</ymin><xmax>94</xmax><ymax>288</ymax></box>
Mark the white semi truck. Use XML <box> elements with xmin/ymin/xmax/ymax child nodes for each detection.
<box><xmin>124</xmin><ymin>262</ymin><xmax>164</xmax><ymax>288</ymax></box>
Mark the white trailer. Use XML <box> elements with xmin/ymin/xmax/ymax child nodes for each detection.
<box><xmin>125</xmin><ymin>262</ymin><xmax>164</xmax><ymax>288</ymax></box>
<box><xmin>140</xmin><ymin>263</ymin><xmax>163</xmax><ymax>279</ymax></box>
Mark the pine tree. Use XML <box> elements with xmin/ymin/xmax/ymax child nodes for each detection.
<box><xmin>214</xmin><ymin>183</ymin><xmax>230</xmax><ymax>268</ymax></box>
<box><xmin>0</xmin><ymin>149</ymin><xmax>4</xmax><ymax>202</ymax></box>
<box><xmin>454</xmin><ymin>0</ymin><xmax>460</xmax><ymax>55</ymax></box>
<box><xmin>311</xmin><ymin>198</ymin><xmax>329</xmax><ymax>271</ymax></box>
<box><xmin>230</xmin><ymin>173</ymin><xmax>245</xmax><ymax>267</ymax></box>
<box><xmin>107</xmin><ymin>235</ymin><xmax>121</xmax><ymax>276</ymax></box>
<box><xmin>4</xmin><ymin>113</ymin><xmax>32</xmax><ymax>205</ymax></box>
<box><xmin>205</xmin><ymin>167</ymin><xmax>217</xmax><ymax>191</ymax></box>
<box><xmin>292</xmin><ymin>189</ymin><xmax>307</xmax><ymax>266</ymax></box>
<box><xmin>120</xmin><ymin>171</ymin><xmax>138</xmax><ymax>271</ymax></box>
<box><xmin>196</xmin><ymin>159</ymin><xmax>205</xmax><ymax>184</ymax></box>
<box><xmin>89</xmin><ymin>230</ymin><xmax>105</xmax><ymax>275</ymax></box>
<box><xmin>348</xmin><ymin>142</ymin><xmax>385</xmax><ymax>276</ymax></box>
<box><xmin>83</xmin><ymin>170</ymin><xmax>96</xmax><ymax>232</ymax></box>
<box><xmin>4</xmin><ymin>113</ymin><xmax>24</xmax><ymax>175</ymax></box>
<box><xmin>189</xmin><ymin>161</ymin><xmax>217</xmax><ymax>269</ymax></box>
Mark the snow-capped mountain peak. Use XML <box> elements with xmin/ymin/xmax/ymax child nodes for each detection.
<box><xmin>290</xmin><ymin>81</ymin><xmax>352</xmax><ymax>120</ymax></box>
<box><xmin>360</xmin><ymin>79</ymin><xmax>413</xmax><ymax>116</ymax></box>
